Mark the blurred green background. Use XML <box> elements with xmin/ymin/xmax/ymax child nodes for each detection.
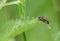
<box><xmin>0</xmin><ymin>0</ymin><xmax>60</xmax><ymax>41</ymax></box>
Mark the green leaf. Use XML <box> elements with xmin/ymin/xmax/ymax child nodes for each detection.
<box><xmin>0</xmin><ymin>17</ymin><xmax>39</xmax><ymax>41</ymax></box>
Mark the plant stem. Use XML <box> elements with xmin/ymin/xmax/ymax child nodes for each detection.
<box><xmin>1</xmin><ymin>1</ymin><xmax>21</xmax><ymax>7</ymax></box>
<box><xmin>23</xmin><ymin>32</ymin><xmax>27</xmax><ymax>41</ymax></box>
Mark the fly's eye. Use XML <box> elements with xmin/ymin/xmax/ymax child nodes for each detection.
<box><xmin>38</xmin><ymin>16</ymin><xmax>49</xmax><ymax>24</ymax></box>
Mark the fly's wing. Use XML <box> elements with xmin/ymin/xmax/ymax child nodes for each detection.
<box><xmin>44</xmin><ymin>18</ymin><xmax>49</xmax><ymax>24</ymax></box>
<box><xmin>38</xmin><ymin>16</ymin><xmax>44</xmax><ymax>21</ymax></box>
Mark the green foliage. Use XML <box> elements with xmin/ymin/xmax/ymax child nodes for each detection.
<box><xmin>0</xmin><ymin>0</ymin><xmax>60</xmax><ymax>41</ymax></box>
<box><xmin>0</xmin><ymin>18</ymin><xmax>38</xmax><ymax>41</ymax></box>
<box><xmin>0</xmin><ymin>0</ymin><xmax>39</xmax><ymax>41</ymax></box>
